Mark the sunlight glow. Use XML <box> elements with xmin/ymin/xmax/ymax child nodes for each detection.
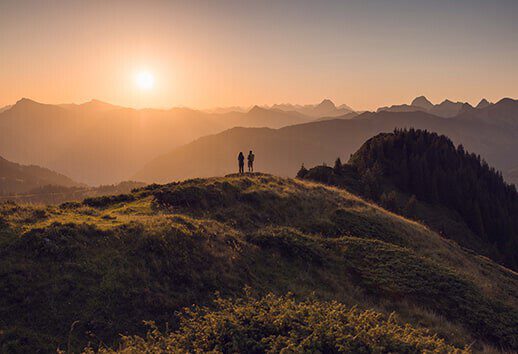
<box><xmin>135</xmin><ymin>71</ymin><xmax>155</xmax><ymax>91</ymax></box>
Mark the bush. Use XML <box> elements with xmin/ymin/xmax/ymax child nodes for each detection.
<box><xmin>91</xmin><ymin>292</ymin><xmax>465</xmax><ymax>353</ymax></box>
<box><xmin>83</xmin><ymin>194</ymin><xmax>135</xmax><ymax>208</ymax></box>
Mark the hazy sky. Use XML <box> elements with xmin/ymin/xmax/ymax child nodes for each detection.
<box><xmin>1</xmin><ymin>0</ymin><xmax>517</xmax><ymax>110</ymax></box>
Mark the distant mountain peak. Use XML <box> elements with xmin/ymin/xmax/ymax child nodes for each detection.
<box><xmin>497</xmin><ymin>97</ymin><xmax>516</xmax><ymax>104</ymax></box>
<box><xmin>411</xmin><ymin>96</ymin><xmax>433</xmax><ymax>110</ymax></box>
<box><xmin>249</xmin><ymin>105</ymin><xmax>267</xmax><ymax>114</ymax></box>
<box><xmin>15</xmin><ymin>97</ymin><xmax>39</xmax><ymax>106</ymax></box>
<box><xmin>11</xmin><ymin>98</ymin><xmax>50</xmax><ymax>111</ymax></box>
<box><xmin>267</xmin><ymin>99</ymin><xmax>352</xmax><ymax>117</ymax></box>
<box><xmin>86</xmin><ymin>99</ymin><xmax>106</xmax><ymax>105</ymax></box>
<box><xmin>80</xmin><ymin>99</ymin><xmax>120</xmax><ymax>111</ymax></box>
<box><xmin>337</xmin><ymin>103</ymin><xmax>354</xmax><ymax>111</ymax></box>
<box><xmin>317</xmin><ymin>99</ymin><xmax>336</xmax><ymax>109</ymax></box>
<box><xmin>476</xmin><ymin>99</ymin><xmax>491</xmax><ymax>109</ymax></box>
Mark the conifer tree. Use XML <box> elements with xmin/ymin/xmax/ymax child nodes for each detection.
<box><xmin>297</xmin><ymin>164</ymin><xmax>308</xmax><ymax>178</ymax></box>
<box><xmin>334</xmin><ymin>158</ymin><xmax>342</xmax><ymax>175</ymax></box>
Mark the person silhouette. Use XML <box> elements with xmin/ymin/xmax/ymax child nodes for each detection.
<box><xmin>238</xmin><ymin>152</ymin><xmax>245</xmax><ymax>174</ymax></box>
<box><xmin>247</xmin><ymin>150</ymin><xmax>255</xmax><ymax>172</ymax></box>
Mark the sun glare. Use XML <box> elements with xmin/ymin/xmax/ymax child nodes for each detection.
<box><xmin>135</xmin><ymin>71</ymin><xmax>155</xmax><ymax>91</ymax></box>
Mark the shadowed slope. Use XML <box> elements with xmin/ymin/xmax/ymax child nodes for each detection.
<box><xmin>0</xmin><ymin>155</ymin><xmax>80</xmax><ymax>195</ymax></box>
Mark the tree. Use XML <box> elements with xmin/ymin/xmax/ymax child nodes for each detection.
<box><xmin>380</xmin><ymin>191</ymin><xmax>398</xmax><ymax>212</ymax></box>
<box><xmin>296</xmin><ymin>164</ymin><xmax>308</xmax><ymax>178</ymax></box>
<box><xmin>348</xmin><ymin>128</ymin><xmax>518</xmax><ymax>268</ymax></box>
<box><xmin>334</xmin><ymin>158</ymin><xmax>342</xmax><ymax>175</ymax></box>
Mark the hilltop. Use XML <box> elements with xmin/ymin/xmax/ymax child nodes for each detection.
<box><xmin>0</xmin><ymin>174</ymin><xmax>516</xmax><ymax>352</ymax></box>
<box><xmin>300</xmin><ymin>129</ymin><xmax>518</xmax><ymax>271</ymax></box>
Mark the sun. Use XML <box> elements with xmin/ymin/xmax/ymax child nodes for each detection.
<box><xmin>135</xmin><ymin>71</ymin><xmax>155</xmax><ymax>91</ymax></box>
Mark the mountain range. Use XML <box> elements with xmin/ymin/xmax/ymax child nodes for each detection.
<box><xmin>2</xmin><ymin>96</ymin><xmax>517</xmax><ymax>188</ymax></box>
<box><xmin>0</xmin><ymin>98</ymin><xmax>317</xmax><ymax>185</ymax></box>
<box><xmin>203</xmin><ymin>99</ymin><xmax>355</xmax><ymax>117</ymax></box>
<box><xmin>377</xmin><ymin>95</ymin><xmax>492</xmax><ymax>118</ymax></box>
<box><xmin>1</xmin><ymin>98</ymin><xmax>518</xmax><ymax>352</ymax></box>
<box><xmin>270</xmin><ymin>98</ymin><xmax>354</xmax><ymax>118</ymax></box>
<box><xmin>135</xmin><ymin>98</ymin><xmax>518</xmax><ymax>186</ymax></box>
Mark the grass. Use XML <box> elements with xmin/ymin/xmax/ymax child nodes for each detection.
<box><xmin>0</xmin><ymin>173</ymin><xmax>516</xmax><ymax>352</ymax></box>
<box><xmin>85</xmin><ymin>292</ymin><xmax>468</xmax><ymax>353</ymax></box>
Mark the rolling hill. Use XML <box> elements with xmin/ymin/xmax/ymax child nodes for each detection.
<box><xmin>0</xmin><ymin>155</ymin><xmax>80</xmax><ymax>195</ymax></box>
<box><xmin>300</xmin><ymin>129</ymin><xmax>518</xmax><ymax>271</ymax></box>
<box><xmin>135</xmin><ymin>98</ymin><xmax>518</xmax><ymax>184</ymax></box>
<box><xmin>0</xmin><ymin>174</ymin><xmax>516</xmax><ymax>352</ymax></box>
<box><xmin>0</xmin><ymin>98</ymin><xmax>312</xmax><ymax>185</ymax></box>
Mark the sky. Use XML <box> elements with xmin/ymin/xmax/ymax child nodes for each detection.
<box><xmin>1</xmin><ymin>0</ymin><xmax>517</xmax><ymax>111</ymax></box>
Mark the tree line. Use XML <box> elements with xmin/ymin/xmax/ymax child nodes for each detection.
<box><xmin>348</xmin><ymin>128</ymin><xmax>518</xmax><ymax>260</ymax></box>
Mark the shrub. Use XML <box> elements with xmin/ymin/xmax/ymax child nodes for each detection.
<box><xmin>334</xmin><ymin>157</ymin><xmax>343</xmax><ymax>175</ymax></box>
<box><xmin>91</xmin><ymin>293</ymin><xmax>466</xmax><ymax>353</ymax></box>
<box><xmin>83</xmin><ymin>194</ymin><xmax>135</xmax><ymax>208</ymax></box>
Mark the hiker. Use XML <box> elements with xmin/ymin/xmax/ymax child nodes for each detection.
<box><xmin>248</xmin><ymin>150</ymin><xmax>255</xmax><ymax>172</ymax></box>
<box><xmin>238</xmin><ymin>152</ymin><xmax>245</xmax><ymax>174</ymax></box>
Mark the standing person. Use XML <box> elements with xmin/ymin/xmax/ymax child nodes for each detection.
<box><xmin>247</xmin><ymin>150</ymin><xmax>255</xmax><ymax>172</ymax></box>
<box><xmin>238</xmin><ymin>152</ymin><xmax>245</xmax><ymax>174</ymax></box>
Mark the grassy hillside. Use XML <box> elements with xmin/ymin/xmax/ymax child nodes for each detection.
<box><xmin>0</xmin><ymin>174</ymin><xmax>517</xmax><ymax>352</ymax></box>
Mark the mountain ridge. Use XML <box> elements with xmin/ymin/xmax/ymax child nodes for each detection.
<box><xmin>378</xmin><ymin>96</ymin><xmax>486</xmax><ymax>118</ymax></box>
<box><xmin>411</xmin><ymin>95</ymin><xmax>434</xmax><ymax>110</ymax></box>
<box><xmin>135</xmin><ymin>99</ymin><xmax>518</xmax><ymax>185</ymax></box>
<box><xmin>0</xmin><ymin>98</ymin><xmax>313</xmax><ymax>185</ymax></box>
<box><xmin>270</xmin><ymin>98</ymin><xmax>354</xmax><ymax>117</ymax></box>
<box><xmin>0</xmin><ymin>155</ymin><xmax>81</xmax><ymax>195</ymax></box>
